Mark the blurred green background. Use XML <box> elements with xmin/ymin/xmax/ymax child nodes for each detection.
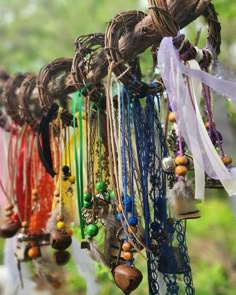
<box><xmin>0</xmin><ymin>0</ymin><xmax>236</xmax><ymax>294</ymax></box>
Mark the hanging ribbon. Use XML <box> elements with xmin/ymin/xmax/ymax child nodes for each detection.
<box><xmin>37</xmin><ymin>103</ymin><xmax>59</xmax><ymax>177</ymax></box>
<box><xmin>73</xmin><ymin>83</ymin><xmax>91</xmax><ymax>239</ymax></box>
<box><xmin>158</xmin><ymin>37</ymin><xmax>236</xmax><ymax>199</ymax></box>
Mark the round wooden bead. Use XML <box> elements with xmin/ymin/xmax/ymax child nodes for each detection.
<box><xmin>5</xmin><ymin>203</ymin><xmax>14</xmax><ymax>211</ymax></box>
<box><xmin>22</xmin><ymin>221</ymin><xmax>29</xmax><ymax>228</ymax></box>
<box><xmin>128</xmin><ymin>226</ymin><xmax>138</xmax><ymax>234</ymax></box>
<box><xmin>28</xmin><ymin>246</ymin><xmax>39</xmax><ymax>258</ymax></box>
<box><xmin>66</xmin><ymin>228</ymin><xmax>73</xmax><ymax>236</ymax></box>
<box><xmin>56</xmin><ymin>214</ymin><xmax>64</xmax><ymax>222</ymax></box>
<box><xmin>175</xmin><ymin>165</ymin><xmax>188</xmax><ymax>176</ymax></box>
<box><xmin>175</xmin><ymin>155</ymin><xmax>188</xmax><ymax>166</ymax></box>
<box><xmin>122</xmin><ymin>242</ymin><xmax>132</xmax><ymax>252</ymax></box>
<box><xmin>32</xmin><ymin>188</ymin><xmax>38</xmax><ymax>196</ymax></box>
<box><xmin>86</xmin><ymin>224</ymin><xmax>99</xmax><ymax>237</ymax></box>
<box><xmin>116</xmin><ymin>203</ymin><xmax>123</xmax><ymax>212</ymax></box>
<box><xmin>123</xmin><ymin>251</ymin><xmax>133</xmax><ymax>261</ymax></box>
<box><xmin>168</xmin><ymin>112</ymin><xmax>176</xmax><ymax>123</ymax></box>
<box><xmin>32</xmin><ymin>194</ymin><xmax>38</xmax><ymax>202</ymax></box>
<box><xmin>222</xmin><ymin>155</ymin><xmax>232</xmax><ymax>166</ymax></box>
<box><xmin>5</xmin><ymin>210</ymin><xmax>13</xmax><ymax>218</ymax></box>
<box><xmin>167</xmin><ymin>218</ymin><xmax>175</xmax><ymax>226</ymax></box>
<box><xmin>54</xmin><ymin>190</ymin><xmax>60</xmax><ymax>197</ymax></box>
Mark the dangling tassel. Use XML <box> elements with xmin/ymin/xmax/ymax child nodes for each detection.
<box><xmin>168</xmin><ymin>180</ymin><xmax>200</xmax><ymax>219</ymax></box>
<box><xmin>71</xmin><ymin>238</ymin><xmax>100</xmax><ymax>295</ymax></box>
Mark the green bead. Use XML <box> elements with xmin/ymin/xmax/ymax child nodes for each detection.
<box><xmin>86</xmin><ymin>224</ymin><xmax>99</xmax><ymax>237</ymax></box>
<box><xmin>83</xmin><ymin>192</ymin><xmax>92</xmax><ymax>202</ymax></box>
<box><xmin>95</xmin><ymin>181</ymin><xmax>107</xmax><ymax>193</ymax></box>
<box><xmin>109</xmin><ymin>190</ymin><xmax>115</xmax><ymax>200</ymax></box>
<box><xmin>83</xmin><ymin>201</ymin><xmax>92</xmax><ymax>209</ymax></box>
<box><xmin>104</xmin><ymin>193</ymin><xmax>111</xmax><ymax>202</ymax></box>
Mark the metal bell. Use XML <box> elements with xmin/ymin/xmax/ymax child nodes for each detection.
<box><xmin>161</xmin><ymin>156</ymin><xmax>175</xmax><ymax>173</ymax></box>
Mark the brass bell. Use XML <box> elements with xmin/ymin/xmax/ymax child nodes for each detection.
<box><xmin>162</xmin><ymin>156</ymin><xmax>175</xmax><ymax>173</ymax></box>
<box><xmin>50</xmin><ymin>229</ymin><xmax>72</xmax><ymax>250</ymax></box>
<box><xmin>112</xmin><ymin>264</ymin><xmax>143</xmax><ymax>294</ymax></box>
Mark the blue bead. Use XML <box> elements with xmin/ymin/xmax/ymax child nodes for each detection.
<box><xmin>116</xmin><ymin>213</ymin><xmax>122</xmax><ymax>221</ymax></box>
<box><xmin>128</xmin><ymin>216</ymin><xmax>138</xmax><ymax>226</ymax></box>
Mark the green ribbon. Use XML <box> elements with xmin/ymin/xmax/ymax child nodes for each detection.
<box><xmin>73</xmin><ymin>83</ymin><xmax>91</xmax><ymax>239</ymax></box>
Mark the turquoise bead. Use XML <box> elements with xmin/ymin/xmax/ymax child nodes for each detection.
<box><xmin>95</xmin><ymin>181</ymin><xmax>107</xmax><ymax>193</ymax></box>
<box><xmin>86</xmin><ymin>224</ymin><xmax>99</xmax><ymax>237</ymax></box>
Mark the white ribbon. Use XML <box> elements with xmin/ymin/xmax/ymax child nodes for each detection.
<box><xmin>158</xmin><ymin>37</ymin><xmax>236</xmax><ymax>199</ymax></box>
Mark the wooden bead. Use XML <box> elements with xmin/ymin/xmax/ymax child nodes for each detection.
<box><xmin>167</xmin><ymin>218</ymin><xmax>175</xmax><ymax>226</ymax></box>
<box><xmin>175</xmin><ymin>155</ymin><xmax>188</xmax><ymax>166</ymax></box>
<box><xmin>54</xmin><ymin>190</ymin><xmax>60</xmax><ymax>197</ymax></box>
<box><xmin>5</xmin><ymin>203</ymin><xmax>14</xmax><ymax>211</ymax></box>
<box><xmin>5</xmin><ymin>211</ymin><xmax>13</xmax><ymax>218</ymax></box>
<box><xmin>32</xmin><ymin>188</ymin><xmax>38</xmax><ymax>196</ymax></box>
<box><xmin>175</xmin><ymin>165</ymin><xmax>188</xmax><ymax>176</ymax></box>
<box><xmin>56</xmin><ymin>214</ymin><xmax>64</xmax><ymax>222</ymax></box>
<box><xmin>28</xmin><ymin>246</ymin><xmax>39</xmax><ymax>258</ymax></box>
<box><xmin>116</xmin><ymin>203</ymin><xmax>123</xmax><ymax>213</ymax></box>
<box><xmin>66</xmin><ymin>228</ymin><xmax>73</xmax><ymax>236</ymax></box>
<box><xmin>128</xmin><ymin>226</ymin><xmax>138</xmax><ymax>234</ymax></box>
<box><xmin>123</xmin><ymin>251</ymin><xmax>133</xmax><ymax>261</ymax></box>
<box><xmin>122</xmin><ymin>242</ymin><xmax>132</xmax><ymax>252</ymax></box>
<box><xmin>22</xmin><ymin>221</ymin><xmax>29</xmax><ymax>228</ymax></box>
<box><xmin>32</xmin><ymin>194</ymin><xmax>38</xmax><ymax>201</ymax></box>
<box><xmin>168</xmin><ymin>112</ymin><xmax>176</xmax><ymax>123</ymax></box>
<box><xmin>222</xmin><ymin>155</ymin><xmax>232</xmax><ymax>166</ymax></box>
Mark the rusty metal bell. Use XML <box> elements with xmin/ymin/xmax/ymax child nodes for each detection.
<box><xmin>50</xmin><ymin>228</ymin><xmax>72</xmax><ymax>250</ymax></box>
<box><xmin>112</xmin><ymin>264</ymin><xmax>143</xmax><ymax>294</ymax></box>
<box><xmin>0</xmin><ymin>220</ymin><xmax>21</xmax><ymax>238</ymax></box>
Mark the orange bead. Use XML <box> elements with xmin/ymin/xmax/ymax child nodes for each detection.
<box><xmin>116</xmin><ymin>203</ymin><xmax>123</xmax><ymax>212</ymax></box>
<box><xmin>168</xmin><ymin>112</ymin><xmax>176</xmax><ymax>123</ymax></box>
<box><xmin>32</xmin><ymin>188</ymin><xmax>38</xmax><ymax>196</ymax></box>
<box><xmin>222</xmin><ymin>155</ymin><xmax>232</xmax><ymax>166</ymax></box>
<box><xmin>175</xmin><ymin>155</ymin><xmax>188</xmax><ymax>166</ymax></box>
<box><xmin>122</xmin><ymin>242</ymin><xmax>132</xmax><ymax>252</ymax></box>
<box><xmin>128</xmin><ymin>226</ymin><xmax>138</xmax><ymax>234</ymax></box>
<box><xmin>66</xmin><ymin>228</ymin><xmax>73</xmax><ymax>236</ymax></box>
<box><xmin>123</xmin><ymin>251</ymin><xmax>133</xmax><ymax>261</ymax></box>
<box><xmin>28</xmin><ymin>246</ymin><xmax>39</xmax><ymax>258</ymax></box>
<box><xmin>22</xmin><ymin>221</ymin><xmax>29</xmax><ymax>228</ymax></box>
<box><xmin>175</xmin><ymin>165</ymin><xmax>188</xmax><ymax>176</ymax></box>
